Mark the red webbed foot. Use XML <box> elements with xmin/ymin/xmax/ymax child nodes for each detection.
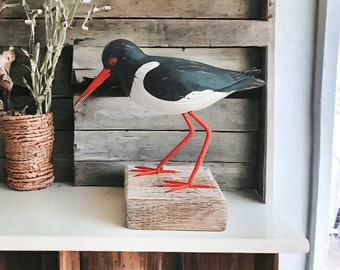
<box><xmin>163</xmin><ymin>180</ymin><xmax>214</xmax><ymax>192</ymax></box>
<box><xmin>130</xmin><ymin>166</ymin><xmax>178</xmax><ymax>176</ymax></box>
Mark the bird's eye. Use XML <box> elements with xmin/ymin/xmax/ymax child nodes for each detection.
<box><xmin>109</xmin><ymin>57</ymin><xmax>118</xmax><ymax>66</ymax></box>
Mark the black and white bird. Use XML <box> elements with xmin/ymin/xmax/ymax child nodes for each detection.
<box><xmin>75</xmin><ymin>39</ymin><xmax>265</xmax><ymax>192</ymax></box>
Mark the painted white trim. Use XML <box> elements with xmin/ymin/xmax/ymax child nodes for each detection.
<box><xmin>0</xmin><ymin>183</ymin><xmax>309</xmax><ymax>253</ymax></box>
<box><xmin>274</xmin><ymin>0</ymin><xmax>316</xmax><ymax>268</ymax></box>
<box><xmin>264</xmin><ymin>2</ymin><xmax>275</xmax><ymax>205</ymax></box>
<box><xmin>307</xmin><ymin>0</ymin><xmax>340</xmax><ymax>269</ymax></box>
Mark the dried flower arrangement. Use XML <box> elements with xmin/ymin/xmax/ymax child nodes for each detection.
<box><xmin>0</xmin><ymin>0</ymin><xmax>111</xmax><ymax>114</ymax></box>
<box><xmin>0</xmin><ymin>0</ymin><xmax>81</xmax><ymax>190</ymax></box>
<box><xmin>4</xmin><ymin>0</ymin><xmax>80</xmax><ymax>114</ymax></box>
<box><xmin>0</xmin><ymin>0</ymin><xmax>112</xmax><ymax>190</ymax></box>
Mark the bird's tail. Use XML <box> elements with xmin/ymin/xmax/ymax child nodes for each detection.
<box><xmin>231</xmin><ymin>67</ymin><xmax>261</xmax><ymax>81</ymax></box>
<box><xmin>227</xmin><ymin>68</ymin><xmax>265</xmax><ymax>91</ymax></box>
<box><xmin>243</xmin><ymin>67</ymin><xmax>262</xmax><ymax>76</ymax></box>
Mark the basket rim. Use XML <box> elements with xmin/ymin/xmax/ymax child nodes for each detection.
<box><xmin>0</xmin><ymin>112</ymin><xmax>53</xmax><ymax>121</ymax></box>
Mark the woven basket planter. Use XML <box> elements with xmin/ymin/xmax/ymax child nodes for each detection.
<box><xmin>0</xmin><ymin>112</ymin><xmax>55</xmax><ymax>191</ymax></box>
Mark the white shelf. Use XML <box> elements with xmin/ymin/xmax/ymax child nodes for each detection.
<box><xmin>0</xmin><ymin>183</ymin><xmax>309</xmax><ymax>253</ymax></box>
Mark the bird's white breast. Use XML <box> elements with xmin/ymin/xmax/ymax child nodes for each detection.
<box><xmin>130</xmin><ymin>61</ymin><xmax>228</xmax><ymax>114</ymax></box>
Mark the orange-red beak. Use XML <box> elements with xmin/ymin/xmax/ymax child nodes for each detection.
<box><xmin>74</xmin><ymin>68</ymin><xmax>111</xmax><ymax>107</ymax></box>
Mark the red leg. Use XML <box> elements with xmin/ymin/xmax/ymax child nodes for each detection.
<box><xmin>163</xmin><ymin>111</ymin><xmax>214</xmax><ymax>192</ymax></box>
<box><xmin>131</xmin><ymin>113</ymin><xmax>195</xmax><ymax>176</ymax></box>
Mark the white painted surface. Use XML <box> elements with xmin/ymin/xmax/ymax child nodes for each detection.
<box><xmin>0</xmin><ymin>183</ymin><xmax>309</xmax><ymax>253</ymax></box>
<box><xmin>274</xmin><ymin>0</ymin><xmax>340</xmax><ymax>269</ymax></box>
<box><xmin>308</xmin><ymin>0</ymin><xmax>340</xmax><ymax>268</ymax></box>
<box><xmin>274</xmin><ymin>0</ymin><xmax>317</xmax><ymax>269</ymax></box>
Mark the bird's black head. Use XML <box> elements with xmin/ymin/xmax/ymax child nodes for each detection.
<box><xmin>101</xmin><ymin>39</ymin><xmax>146</xmax><ymax>72</ymax></box>
<box><xmin>74</xmin><ymin>39</ymin><xmax>147</xmax><ymax>107</ymax></box>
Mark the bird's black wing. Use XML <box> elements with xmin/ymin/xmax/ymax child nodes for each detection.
<box><xmin>144</xmin><ymin>57</ymin><xmax>263</xmax><ymax>101</ymax></box>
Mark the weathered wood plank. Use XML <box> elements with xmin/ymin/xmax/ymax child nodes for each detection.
<box><xmin>80</xmin><ymin>252</ymin><xmax>182</xmax><ymax>270</ymax></box>
<box><xmin>74</xmin><ymin>161</ymin><xmax>257</xmax><ymax>189</ymax></box>
<box><xmin>70</xmin><ymin>19</ymin><xmax>269</xmax><ymax>47</ymax></box>
<box><xmin>0</xmin><ymin>252</ymin><xmax>58</xmax><ymax>270</ymax></box>
<box><xmin>0</xmin><ymin>252</ymin><xmax>5</xmax><ymax>270</ymax></box>
<box><xmin>0</xmin><ymin>19</ymin><xmax>269</xmax><ymax>47</ymax></box>
<box><xmin>74</xmin><ymin>97</ymin><xmax>259</xmax><ymax>131</ymax></box>
<box><xmin>74</xmin><ymin>130</ymin><xmax>257</xmax><ymax>162</ymax></box>
<box><xmin>59</xmin><ymin>251</ymin><xmax>80</xmax><ymax>270</ymax></box>
<box><xmin>41</xmin><ymin>252</ymin><xmax>59</xmax><ymax>270</ymax></box>
<box><xmin>183</xmin><ymin>253</ymin><xmax>255</xmax><ymax>270</ymax></box>
<box><xmin>255</xmin><ymin>254</ymin><xmax>279</xmax><ymax>270</ymax></box>
<box><xmin>1</xmin><ymin>0</ymin><xmax>266</xmax><ymax>19</ymax></box>
<box><xmin>77</xmin><ymin>0</ymin><xmax>266</xmax><ymax>19</ymax></box>
<box><xmin>125</xmin><ymin>166</ymin><xmax>227</xmax><ymax>231</ymax></box>
<box><xmin>73</xmin><ymin>47</ymin><xmax>263</xmax><ymax>83</ymax></box>
<box><xmin>0</xmin><ymin>252</ymin><xmax>40</xmax><ymax>270</ymax></box>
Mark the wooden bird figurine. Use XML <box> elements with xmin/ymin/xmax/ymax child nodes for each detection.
<box><xmin>75</xmin><ymin>39</ymin><xmax>265</xmax><ymax>192</ymax></box>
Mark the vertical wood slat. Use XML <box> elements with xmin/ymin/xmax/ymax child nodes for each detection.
<box><xmin>0</xmin><ymin>19</ymin><xmax>269</xmax><ymax>47</ymax></box>
<box><xmin>80</xmin><ymin>252</ymin><xmax>182</xmax><ymax>270</ymax></box>
<box><xmin>41</xmin><ymin>252</ymin><xmax>59</xmax><ymax>270</ymax></box>
<box><xmin>8</xmin><ymin>251</ymin><xmax>38</xmax><ymax>270</ymax></box>
<box><xmin>0</xmin><ymin>252</ymin><xmax>6</xmax><ymax>270</ymax></box>
<box><xmin>261</xmin><ymin>0</ymin><xmax>275</xmax><ymax>204</ymax></box>
<box><xmin>255</xmin><ymin>254</ymin><xmax>279</xmax><ymax>270</ymax></box>
<box><xmin>0</xmin><ymin>252</ymin><xmax>58</xmax><ymax>270</ymax></box>
<box><xmin>0</xmin><ymin>252</ymin><xmax>279</xmax><ymax>269</ymax></box>
<box><xmin>59</xmin><ymin>251</ymin><xmax>80</xmax><ymax>270</ymax></box>
<box><xmin>183</xmin><ymin>253</ymin><xmax>255</xmax><ymax>270</ymax></box>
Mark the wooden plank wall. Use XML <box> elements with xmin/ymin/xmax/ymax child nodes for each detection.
<box><xmin>78</xmin><ymin>252</ymin><xmax>274</xmax><ymax>270</ymax></box>
<box><xmin>0</xmin><ymin>251</ymin><xmax>278</xmax><ymax>270</ymax></box>
<box><xmin>0</xmin><ymin>0</ymin><xmax>270</xmax><ymax>195</ymax></box>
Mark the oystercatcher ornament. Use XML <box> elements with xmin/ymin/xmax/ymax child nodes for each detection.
<box><xmin>75</xmin><ymin>39</ymin><xmax>265</xmax><ymax>192</ymax></box>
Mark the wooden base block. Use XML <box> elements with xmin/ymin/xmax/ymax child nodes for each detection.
<box><xmin>125</xmin><ymin>165</ymin><xmax>227</xmax><ymax>231</ymax></box>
